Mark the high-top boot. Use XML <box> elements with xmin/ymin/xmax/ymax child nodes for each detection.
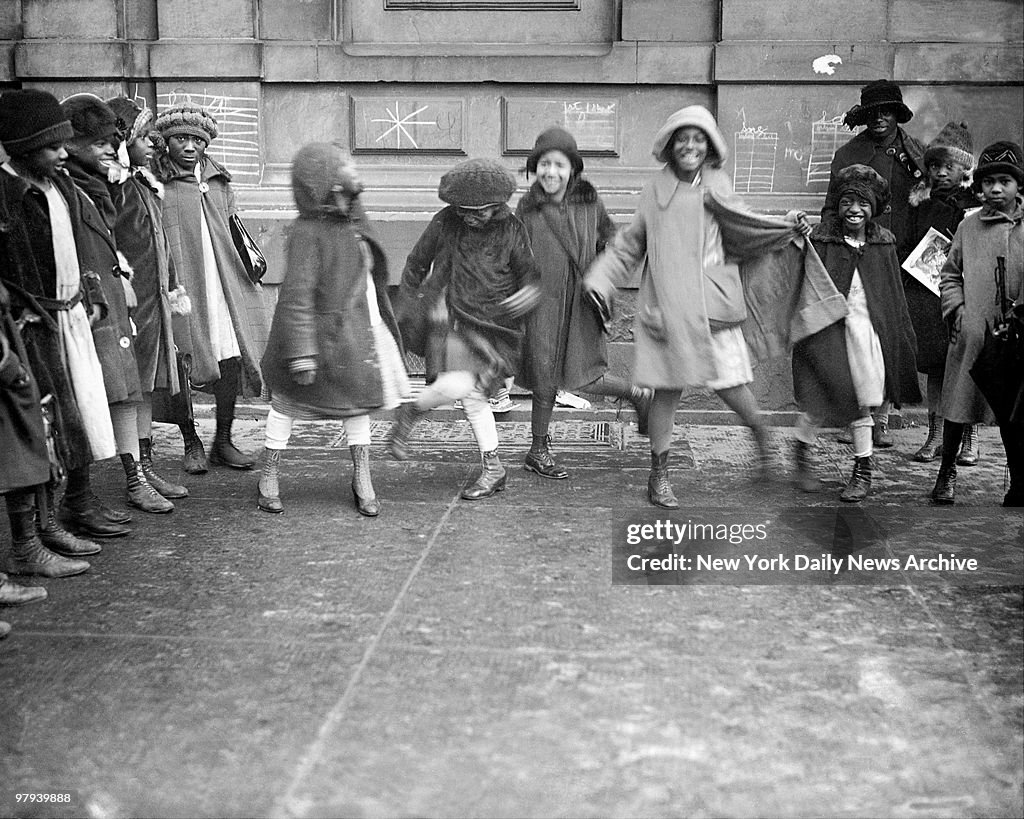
<box><xmin>1000</xmin><ymin>426</ymin><xmax>1024</xmax><ymax>508</ymax></box>
<box><xmin>0</xmin><ymin>572</ymin><xmax>48</xmax><ymax>606</ymax></box>
<box><xmin>628</xmin><ymin>387</ymin><xmax>653</xmax><ymax>437</ymax></box>
<box><xmin>140</xmin><ymin>438</ymin><xmax>188</xmax><ymax>498</ymax></box>
<box><xmin>931</xmin><ymin>463</ymin><xmax>957</xmax><ymax>505</ymax></box>
<box><xmin>913</xmin><ymin>413</ymin><xmax>944</xmax><ymax>462</ymax></box>
<box><xmin>36</xmin><ymin>484</ymin><xmax>101</xmax><ymax>557</ymax></box>
<box><xmin>524</xmin><ymin>435</ymin><xmax>568</xmax><ymax>480</ymax></box>
<box><xmin>388</xmin><ymin>403</ymin><xmax>426</xmax><ymax>461</ymax></box>
<box><xmin>257</xmin><ymin>448</ymin><xmax>283</xmax><ymax>514</ymax></box>
<box><xmin>59</xmin><ymin>466</ymin><xmax>131</xmax><ymax>538</ymax></box>
<box><xmin>839</xmin><ymin>456</ymin><xmax>872</xmax><ymax>502</ymax></box>
<box><xmin>209</xmin><ymin>421</ymin><xmax>255</xmax><ymax>469</ymax></box>
<box><xmin>121</xmin><ymin>453</ymin><xmax>174</xmax><ymax>514</ymax></box>
<box><xmin>461</xmin><ymin>449</ymin><xmax>507</xmax><ymax>500</ymax></box>
<box><xmin>648</xmin><ymin>450</ymin><xmax>679</xmax><ymax>509</ymax></box>
<box><xmin>180</xmin><ymin>420</ymin><xmax>209</xmax><ymax>474</ymax></box>
<box><xmin>350</xmin><ymin>444</ymin><xmax>380</xmax><ymax>517</ymax></box>
<box><xmin>793</xmin><ymin>440</ymin><xmax>822</xmax><ymax>493</ymax></box>
<box><xmin>2</xmin><ymin>493</ymin><xmax>90</xmax><ymax>577</ymax></box>
<box><xmin>956</xmin><ymin>423</ymin><xmax>980</xmax><ymax>466</ymax></box>
<box><xmin>871</xmin><ymin>414</ymin><xmax>893</xmax><ymax>448</ymax></box>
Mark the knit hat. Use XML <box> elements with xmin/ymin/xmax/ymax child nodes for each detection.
<box><xmin>924</xmin><ymin>121</ymin><xmax>974</xmax><ymax>170</ymax></box>
<box><xmin>105</xmin><ymin>97</ymin><xmax>154</xmax><ymax>145</ymax></box>
<box><xmin>291</xmin><ymin>142</ymin><xmax>362</xmax><ymax>217</ymax></box>
<box><xmin>154</xmin><ymin>103</ymin><xmax>219</xmax><ymax>143</ymax></box>
<box><xmin>0</xmin><ymin>89</ymin><xmax>74</xmax><ymax>156</ymax></box>
<box><xmin>651</xmin><ymin>105</ymin><xmax>729</xmax><ymax>166</ymax></box>
<box><xmin>526</xmin><ymin>127</ymin><xmax>584</xmax><ymax>177</ymax></box>
<box><xmin>438</xmin><ymin>158</ymin><xmax>516</xmax><ymax>207</ymax></box>
<box><xmin>834</xmin><ymin>164</ymin><xmax>890</xmax><ymax>214</ymax></box>
<box><xmin>61</xmin><ymin>94</ymin><xmax>120</xmax><ymax>142</ymax></box>
<box><xmin>843</xmin><ymin>80</ymin><xmax>913</xmax><ymax>128</ymax></box>
<box><xmin>975</xmin><ymin>141</ymin><xmax>1023</xmax><ymax>186</ymax></box>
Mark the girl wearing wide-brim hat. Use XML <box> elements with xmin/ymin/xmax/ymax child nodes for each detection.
<box><xmin>515</xmin><ymin>127</ymin><xmax>651</xmax><ymax>480</ymax></box>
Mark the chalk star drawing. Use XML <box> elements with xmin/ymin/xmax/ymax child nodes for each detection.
<box><xmin>372</xmin><ymin>102</ymin><xmax>435</xmax><ymax>149</ymax></box>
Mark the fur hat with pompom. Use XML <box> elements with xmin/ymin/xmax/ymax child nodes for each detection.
<box><xmin>924</xmin><ymin>121</ymin><xmax>974</xmax><ymax>171</ymax></box>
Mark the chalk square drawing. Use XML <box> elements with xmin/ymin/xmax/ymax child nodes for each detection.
<box><xmin>351</xmin><ymin>98</ymin><xmax>465</xmax><ymax>154</ymax></box>
<box><xmin>807</xmin><ymin>115</ymin><xmax>852</xmax><ymax>187</ymax></box>
<box><xmin>501</xmin><ymin>98</ymin><xmax>619</xmax><ymax>156</ymax></box>
<box><xmin>902</xmin><ymin>227</ymin><xmax>951</xmax><ymax>298</ymax></box>
<box><xmin>157</xmin><ymin>88</ymin><xmax>262</xmax><ymax>186</ymax></box>
<box><xmin>733</xmin><ymin>127</ymin><xmax>778</xmax><ymax>193</ymax></box>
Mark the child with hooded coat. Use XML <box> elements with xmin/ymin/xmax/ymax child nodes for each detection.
<box><xmin>516</xmin><ymin>127</ymin><xmax>651</xmax><ymax>480</ymax></box>
<box><xmin>257</xmin><ymin>144</ymin><xmax>409</xmax><ymax>516</ymax></box>
<box><xmin>389</xmin><ymin>158</ymin><xmax>541</xmax><ymax>500</ymax></box>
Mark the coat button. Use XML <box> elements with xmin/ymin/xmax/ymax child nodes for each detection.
<box><xmin>119</xmin><ymin>336</ymin><xmax>131</xmax><ymax>348</ymax></box>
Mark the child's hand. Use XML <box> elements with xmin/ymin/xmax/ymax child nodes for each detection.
<box><xmin>500</xmin><ymin>284</ymin><xmax>541</xmax><ymax>319</ymax></box>
<box><xmin>786</xmin><ymin>210</ymin><xmax>813</xmax><ymax>238</ymax></box>
<box><xmin>288</xmin><ymin>356</ymin><xmax>318</xmax><ymax>386</ymax></box>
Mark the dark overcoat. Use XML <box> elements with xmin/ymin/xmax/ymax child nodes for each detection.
<box><xmin>156</xmin><ymin>155</ymin><xmax>268</xmax><ymax>395</ymax></box>
<box><xmin>516</xmin><ymin>179</ymin><xmax>617</xmax><ymax>392</ymax></box>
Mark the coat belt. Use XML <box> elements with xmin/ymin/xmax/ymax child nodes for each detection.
<box><xmin>35</xmin><ymin>290</ymin><xmax>84</xmax><ymax>312</ymax></box>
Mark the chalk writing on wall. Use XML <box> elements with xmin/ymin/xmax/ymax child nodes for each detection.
<box><xmin>157</xmin><ymin>89</ymin><xmax>261</xmax><ymax>185</ymax></box>
<box><xmin>351</xmin><ymin>98</ymin><xmax>464</xmax><ymax>154</ymax></box>
<box><xmin>502</xmin><ymin>97</ymin><xmax>619</xmax><ymax>155</ymax></box>
<box><xmin>807</xmin><ymin>114</ymin><xmax>851</xmax><ymax>187</ymax></box>
<box><xmin>733</xmin><ymin>126</ymin><xmax>778</xmax><ymax>193</ymax></box>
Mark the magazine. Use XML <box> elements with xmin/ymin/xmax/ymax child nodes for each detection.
<box><xmin>901</xmin><ymin>227</ymin><xmax>951</xmax><ymax>297</ymax></box>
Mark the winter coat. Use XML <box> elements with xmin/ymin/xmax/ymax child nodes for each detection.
<box><xmin>516</xmin><ymin>179</ymin><xmax>617</xmax><ymax>392</ymax></box>
<box><xmin>822</xmin><ymin>127</ymin><xmax>926</xmax><ymax>249</ymax></box>
<box><xmin>793</xmin><ymin>217</ymin><xmax>922</xmax><ymax>422</ymax></box>
<box><xmin>0</xmin><ymin>280</ymin><xmax>50</xmax><ymax>493</ymax></box>
<box><xmin>0</xmin><ymin>168</ymin><xmax>98</xmax><ymax>472</ymax></box>
<box><xmin>939</xmin><ymin>199</ymin><xmax>1024</xmax><ymax>424</ymax></box>
<box><xmin>109</xmin><ymin>170</ymin><xmax>180</xmax><ymax>395</ymax></box>
<box><xmin>65</xmin><ymin>161</ymin><xmax>143</xmax><ymax>405</ymax></box>
<box><xmin>397</xmin><ymin>205</ymin><xmax>540</xmax><ymax>388</ymax></box>
<box><xmin>156</xmin><ymin>155</ymin><xmax>268</xmax><ymax>395</ymax></box>
<box><xmin>261</xmin><ymin>210</ymin><xmax>403</xmax><ymax>416</ymax></box>
<box><xmin>901</xmin><ymin>185</ymin><xmax>978</xmax><ymax>374</ymax></box>
<box><xmin>585</xmin><ymin>165</ymin><xmax>850</xmax><ymax>392</ymax></box>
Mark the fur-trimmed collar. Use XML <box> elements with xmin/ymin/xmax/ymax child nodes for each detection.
<box><xmin>812</xmin><ymin>214</ymin><xmax>895</xmax><ymax>245</ymax></box>
<box><xmin>908</xmin><ymin>181</ymin><xmax>976</xmax><ymax>208</ymax></box>
<box><xmin>518</xmin><ymin>178</ymin><xmax>599</xmax><ymax>213</ymax></box>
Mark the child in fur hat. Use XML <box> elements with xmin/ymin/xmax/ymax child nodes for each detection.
<box><xmin>515</xmin><ymin>127</ymin><xmax>650</xmax><ymax>480</ymax></box>
<box><xmin>389</xmin><ymin>157</ymin><xmax>541</xmax><ymax>500</ymax></box>
<box><xmin>903</xmin><ymin>121</ymin><xmax>982</xmax><ymax>465</ymax></box>
<box><xmin>932</xmin><ymin>141</ymin><xmax>1024</xmax><ymax>507</ymax></box>
<box><xmin>106</xmin><ymin>96</ymin><xmax>192</xmax><ymax>505</ymax></box>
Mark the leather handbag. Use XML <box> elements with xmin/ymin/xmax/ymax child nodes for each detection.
<box><xmin>229</xmin><ymin>214</ymin><xmax>267</xmax><ymax>285</ymax></box>
<box><xmin>703</xmin><ymin>262</ymin><xmax>747</xmax><ymax>330</ymax></box>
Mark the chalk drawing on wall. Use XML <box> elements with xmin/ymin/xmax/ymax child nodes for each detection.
<box><xmin>157</xmin><ymin>89</ymin><xmax>261</xmax><ymax>185</ymax></box>
<box><xmin>501</xmin><ymin>98</ymin><xmax>619</xmax><ymax>155</ymax></box>
<box><xmin>351</xmin><ymin>98</ymin><xmax>465</xmax><ymax>154</ymax></box>
<box><xmin>733</xmin><ymin>126</ymin><xmax>778</xmax><ymax>193</ymax></box>
<box><xmin>806</xmin><ymin>114</ymin><xmax>851</xmax><ymax>187</ymax></box>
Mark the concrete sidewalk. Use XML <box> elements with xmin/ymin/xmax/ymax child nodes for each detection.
<box><xmin>1</xmin><ymin>414</ymin><xmax>1021</xmax><ymax>819</ymax></box>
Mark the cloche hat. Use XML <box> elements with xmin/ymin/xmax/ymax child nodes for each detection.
<box><xmin>651</xmin><ymin>105</ymin><xmax>728</xmax><ymax>166</ymax></box>
<box><xmin>526</xmin><ymin>127</ymin><xmax>584</xmax><ymax>177</ymax></box>
<box><xmin>0</xmin><ymin>89</ymin><xmax>73</xmax><ymax>156</ymax></box>
<box><xmin>835</xmin><ymin>164</ymin><xmax>891</xmax><ymax>214</ymax></box>
<box><xmin>843</xmin><ymin>80</ymin><xmax>913</xmax><ymax>128</ymax></box>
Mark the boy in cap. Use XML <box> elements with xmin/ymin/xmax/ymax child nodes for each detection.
<box><xmin>389</xmin><ymin>158</ymin><xmax>540</xmax><ymax>500</ymax></box>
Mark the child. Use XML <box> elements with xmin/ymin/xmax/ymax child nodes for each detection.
<box><xmin>903</xmin><ymin>122</ymin><xmax>981</xmax><ymax>464</ymax></box>
<box><xmin>258</xmin><ymin>144</ymin><xmax>409</xmax><ymax>516</ymax></box>
<box><xmin>932</xmin><ymin>141</ymin><xmax>1024</xmax><ymax>506</ymax></box>
<box><xmin>792</xmin><ymin>165</ymin><xmax>920</xmax><ymax>501</ymax></box>
<box><xmin>516</xmin><ymin>127</ymin><xmax>650</xmax><ymax>480</ymax></box>
<box><xmin>389</xmin><ymin>158</ymin><xmax>540</xmax><ymax>500</ymax></box>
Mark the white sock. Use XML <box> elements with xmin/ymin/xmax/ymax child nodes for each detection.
<box><xmin>264</xmin><ymin>408</ymin><xmax>293</xmax><ymax>450</ymax></box>
<box><xmin>344</xmin><ymin>414</ymin><xmax>372</xmax><ymax>446</ymax></box>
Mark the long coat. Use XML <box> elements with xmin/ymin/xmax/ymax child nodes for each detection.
<box><xmin>262</xmin><ymin>213</ymin><xmax>403</xmax><ymax>415</ymax></box>
<box><xmin>157</xmin><ymin>156</ymin><xmax>268</xmax><ymax>395</ymax></box>
<box><xmin>109</xmin><ymin>171</ymin><xmax>179</xmax><ymax>395</ymax></box>
<box><xmin>516</xmin><ymin>179</ymin><xmax>617</xmax><ymax>392</ymax></box>
<box><xmin>64</xmin><ymin>161</ymin><xmax>143</xmax><ymax>405</ymax></box>
<box><xmin>0</xmin><ymin>169</ymin><xmax>95</xmax><ymax>473</ymax></box>
<box><xmin>939</xmin><ymin>200</ymin><xmax>1024</xmax><ymax>424</ymax></box>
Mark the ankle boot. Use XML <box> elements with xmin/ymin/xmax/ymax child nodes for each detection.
<box><xmin>2</xmin><ymin>502</ymin><xmax>90</xmax><ymax>578</ymax></box>
<box><xmin>122</xmin><ymin>453</ymin><xmax>174</xmax><ymax>514</ymax></box>
<box><xmin>931</xmin><ymin>463</ymin><xmax>957</xmax><ymax>505</ymax></box>
<box><xmin>36</xmin><ymin>485</ymin><xmax>101</xmax><ymax>557</ymax></box>
<box><xmin>840</xmin><ymin>456</ymin><xmax>872</xmax><ymax>502</ymax></box>
<box><xmin>956</xmin><ymin>424</ymin><xmax>980</xmax><ymax>466</ymax></box>
<box><xmin>913</xmin><ymin>413</ymin><xmax>944</xmax><ymax>462</ymax></box>
<box><xmin>388</xmin><ymin>403</ymin><xmax>425</xmax><ymax>461</ymax></box>
<box><xmin>461</xmin><ymin>449</ymin><xmax>507</xmax><ymax>500</ymax></box>
<box><xmin>871</xmin><ymin>415</ymin><xmax>893</xmax><ymax>448</ymax></box>
<box><xmin>648</xmin><ymin>450</ymin><xmax>679</xmax><ymax>509</ymax></box>
<box><xmin>0</xmin><ymin>573</ymin><xmax>48</xmax><ymax>606</ymax></box>
<box><xmin>180</xmin><ymin>421</ymin><xmax>209</xmax><ymax>474</ymax></box>
<box><xmin>140</xmin><ymin>438</ymin><xmax>188</xmax><ymax>498</ymax></box>
<box><xmin>793</xmin><ymin>440</ymin><xmax>822</xmax><ymax>493</ymax></box>
<box><xmin>350</xmin><ymin>444</ymin><xmax>380</xmax><ymax>516</ymax></box>
<box><xmin>257</xmin><ymin>448</ymin><xmax>284</xmax><ymax>514</ymax></box>
<box><xmin>524</xmin><ymin>435</ymin><xmax>568</xmax><ymax>480</ymax></box>
<box><xmin>628</xmin><ymin>387</ymin><xmax>653</xmax><ymax>436</ymax></box>
<box><xmin>209</xmin><ymin>422</ymin><xmax>255</xmax><ymax>469</ymax></box>
<box><xmin>58</xmin><ymin>469</ymin><xmax>131</xmax><ymax>538</ymax></box>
